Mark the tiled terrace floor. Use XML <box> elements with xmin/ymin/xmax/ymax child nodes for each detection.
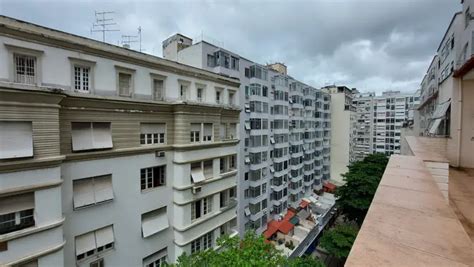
<box><xmin>345</xmin><ymin>155</ymin><xmax>474</xmax><ymax>267</ymax></box>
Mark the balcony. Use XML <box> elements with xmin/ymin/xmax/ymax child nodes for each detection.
<box><xmin>346</xmin><ymin>136</ymin><xmax>474</xmax><ymax>266</ymax></box>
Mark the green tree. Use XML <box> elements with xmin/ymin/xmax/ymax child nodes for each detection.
<box><xmin>319</xmin><ymin>224</ymin><xmax>359</xmax><ymax>260</ymax></box>
<box><xmin>172</xmin><ymin>232</ymin><xmax>325</xmax><ymax>267</ymax></box>
<box><xmin>335</xmin><ymin>153</ymin><xmax>388</xmax><ymax>225</ymax></box>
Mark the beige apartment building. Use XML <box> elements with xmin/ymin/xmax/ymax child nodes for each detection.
<box><xmin>0</xmin><ymin>15</ymin><xmax>240</xmax><ymax>267</ymax></box>
<box><xmin>347</xmin><ymin>1</ymin><xmax>474</xmax><ymax>265</ymax></box>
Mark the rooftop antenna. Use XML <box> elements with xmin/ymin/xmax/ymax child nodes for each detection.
<box><xmin>138</xmin><ymin>26</ymin><xmax>142</xmax><ymax>52</ymax></box>
<box><xmin>91</xmin><ymin>11</ymin><xmax>119</xmax><ymax>42</ymax></box>
<box><xmin>121</xmin><ymin>34</ymin><xmax>138</xmax><ymax>49</ymax></box>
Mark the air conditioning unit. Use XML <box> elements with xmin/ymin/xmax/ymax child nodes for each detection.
<box><xmin>192</xmin><ymin>186</ymin><xmax>202</xmax><ymax>194</ymax></box>
<box><xmin>155</xmin><ymin>151</ymin><xmax>165</xmax><ymax>157</ymax></box>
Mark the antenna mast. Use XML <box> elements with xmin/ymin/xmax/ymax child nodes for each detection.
<box><xmin>121</xmin><ymin>34</ymin><xmax>138</xmax><ymax>49</ymax></box>
<box><xmin>91</xmin><ymin>11</ymin><xmax>119</xmax><ymax>42</ymax></box>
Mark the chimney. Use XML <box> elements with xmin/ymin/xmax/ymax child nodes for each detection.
<box><xmin>162</xmin><ymin>33</ymin><xmax>193</xmax><ymax>61</ymax></box>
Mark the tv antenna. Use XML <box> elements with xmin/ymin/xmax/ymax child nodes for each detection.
<box><xmin>91</xmin><ymin>11</ymin><xmax>119</xmax><ymax>42</ymax></box>
<box><xmin>121</xmin><ymin>34</ymin><xmax>138</xmax><ymax>49</ymax></box>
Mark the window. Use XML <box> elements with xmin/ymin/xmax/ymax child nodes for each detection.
<box><xmin>191</xmin><ymin>231</ymin><xmax>213</xmax><ymax>253</ymax></box>
<box><xmin>228</xmin><ymin>123</ymin><xmax>237</xmax><ymax>139</ymax></box>
<box><xmin>140</xmin><ymin>166</ymin><xmax>166</xmax><ymax>191</ymax></box>
<box><xmin>207</xmin><ymin>54</ymin><xmax>216</xmax><ymax>67</ymax></box>
<box><xmin>14</xmin><ymin>54</ymin><xmax>36</xmax><ymax>84</ymax></box>
<box><xmin>220</xmin><ymin>123</ymin><xmax>227</xmax><ymax>140</ymax></box>
<box><xmin>197</xmin><ymin>88</ymin><xmax>204</xmax><ymax>102</ymax></box>
<box><xmin>74</xmin><ymin>65</ymin><xmax>90</xmax><ymax>92</ymax></box>
<box><xmin>90</xmin><ymin>259</ymin><xmax>104</xmax><ymax>267</ymax></box>
<box><xmin>190</xmin><ymin>123</ymin><xmax>201</xmax><ymax>143</ymax></box>
<box><xmin>191</xmin><ymin>160</ymin><xmax>213</xmax><ymax>183</ymax></box>
<box><xmin>220</xmin><ymin>188</ymin><xmax>235</xmax><ymax>208</ymax></box>
<box><xmin>141</xmin><ymin>207</ymin><xmax>168</xmax><ymax>238</ymax></box>
<box><xmin>71</xmin><ymin>122</ymin><xmax>113</xmax><ymax>151</ymax></box>
<box><xmin>179</xmin><ymin>82</ymin><xmax>189</xmax><ymax>100</ymax></box>
<box><xmin>140</xmin><ymin>123</ymin><xmax>166</xmax><ymax>145</ymax></box>
<box><xmin>143</xmin><ymin>248</ymin><xmax>167</xmax><ymax>267</ymax></box>
<box><xmin>0</xmin><ymin>121</ymin><xmax>33</xmax><ymax>159</ymax></box>
<box><xmin>216</xmin><ymin>89</ymin><xmax>222</xmax><ymax>104</ymax></box>
<box><xmin>220</xmin><ymin>155</ymin><xmax>236</xmax><ymax>173</ymax></box>
<box><xmin>118</xmin><ymin>73</ymin><xmax>132</xmax><ymax>96</ymax></box>
<box><xmin>0</xmin><ymin>193</ymin><xmax>34</xmax><ymax>235</ymax></box>
<box><xmin>231</xmin><ymin>56</ymin><xmax>239</xmax><ymax>70</ymax></box>
<box><xmin>73</xmin><ymin>175</ymin><xmax>114</xmax><ymax>209</ymax></box>
<box><xmin>75</xmin><ymin>225</ymin><xmax>114</xmax><ymax>261</ymax></box>
<box><xmin>203</xmin><ymin>123</ymin><xmax>213</xmax><ymax>141</ymax></box>
<box><xmin>228</xmin><ymin>90</ymin><xmax>235</xmax><ymax>105</ymax></box>
<box><xmin>153</xmin><ymin>79</ymin><xmax>164</xmax><ymax>100</ymax></box>
<box><xmin>191</xmin><ymin>196</ymin><xmax>213</xmax><ymax>221</ymax></box>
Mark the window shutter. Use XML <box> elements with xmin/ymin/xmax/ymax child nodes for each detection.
<box><xmin>93</xmin><ymin>175</ymin><xmax>114</xmax><ymax>203</ymax></box>
<box><xmin>191</xmin><ymin>168</ymin><xmax>206</xmax><ymax>183</ymax></box>
<box><xmin>0</xmin><ymin>121</ymin><xmax>33</xmax><ymax>159</ymax></box>
<box><xmin>75</xmin><ymin>232</ymin><xmax>96</xmax><ymax>256</ymax></box>
<box><xmin>71</xmin><ymin>122</ymin><xmax>94</xmax><ymax>151</ymax></box>
<box><xmin>92</xmin><ymin>123</ymin><xmax>113</xmax><ymax>149</ymax></box>
<box><xmin>142</xmin><ymin>208</ymin><xmax>169</xmax><ymax>238</ymax></box>
<box><xmin>73</xmin><ymin>178</ymin><xmax>95</xmax><ymax>208</ymax></box>
<box><xmin>0</xmin><ymin>193</ymin><xmax>34</xmax><ymax>215</ymax></box>
<box><xmin>95</xmin><ymin>226</ymin><xmax>114</xmax><ymax>247</ymax></box>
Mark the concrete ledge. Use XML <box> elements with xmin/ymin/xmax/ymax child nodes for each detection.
<box><xmin>346</xmin><ymin>155</ymin><xmax>474</xmax><ymax>267</ymax></box>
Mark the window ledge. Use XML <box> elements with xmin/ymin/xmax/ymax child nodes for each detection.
<box><xmin>173</xmin><ymin>170</ymin><xmax>238</xmax><ymax>191</ymax></box>
<box><xmin>0</xmin><ymin>217</ymin><xmax>65</xmax><ymax>242</ymax></box>
<box><xmin>73</xmin><ymin>199</ymin><xmax>114</xmax><ymax>211</ymax></box>
<box><xmin>173</xmin><ymin>205</ymin><xmax>237</xmax><ymax>233</ymax></box>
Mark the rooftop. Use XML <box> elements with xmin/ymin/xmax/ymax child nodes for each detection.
<box><xmin>346</xmin><ymin>137</ymin><xmax>474</xmax><ymax>266</ymax></box>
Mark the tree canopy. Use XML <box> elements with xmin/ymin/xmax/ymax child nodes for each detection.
<box><xmin>319</xmin><ymin>224</ymin><xmax>359</xmax><ymax>260</ymax></box>
<box><xmin>335</xmin><ymin>153</ymin><xmax>388</xmax><ymax>225</ymax></box>
<box><xmin>172</xmin><ymin>232</ymin><xmax>325</xmax><ymax>267</ymax></box>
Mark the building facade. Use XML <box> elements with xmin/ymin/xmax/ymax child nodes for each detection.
<box><xmin>0</xmin><ymin>16</ymin><xmax>239</xmax><ymax>266</ymax></box>
<box><xmin>321</xmin><ymin>86</ymin><xmax>355</xmax><ymax>185</ymax></box>
<box><xmin>352</xmin><ymin>92</ymin><xmax>375</xmax><ymax>162</ymax></box>
<box><xmin>162</xmin><ymin>35</ymin><xmax>331</xmax><ymax>236</ymax></box>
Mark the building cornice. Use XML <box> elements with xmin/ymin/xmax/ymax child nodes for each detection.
<box><xmin>0</xmin><ymin>15</ymin><xmax>240</xmax><ymax>88</ymax></box>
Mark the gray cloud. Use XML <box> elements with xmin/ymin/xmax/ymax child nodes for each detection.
<box><xmin>0</xmin><ymin>0</ymin><xmax>459</xmax><ymax>93</ymax></box>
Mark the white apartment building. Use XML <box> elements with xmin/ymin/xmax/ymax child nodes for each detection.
<box><xmin>372</xmin><ymin>91</ymin><xmax>420</xmax><ymax>156</ymax></box>
<box><xmin>0</xmin><ymin>16</ymin><xmax>240</xmax><ymax>266</ymax></box>
<box><xmin>352</xmin><ymin>92</ymin><xmax>375</xmax><ymax>162</ymax></box>
<box><xmin>321</xmin><ymin>86</ymin><xmax>355</xmax><ymax>185</ymax></box>
<box><xmin>162</xmin><ymin>35</ymin><xmax>331</xmax><ymax>236</ymax></box>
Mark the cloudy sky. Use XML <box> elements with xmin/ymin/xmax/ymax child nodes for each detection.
<box><xmin>0</xmin><ymin>0</ymin><xmax>459</xmax><ymax>93</ymax></box>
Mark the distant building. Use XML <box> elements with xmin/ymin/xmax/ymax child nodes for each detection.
<box><xmin>163</xmin><ymin>34</ymin><xmax>331</xmax><ymax>236</ymax></box>
<box><xmin>321</xmin><ymin>85</ymin><xmax>356</xmax><ymax>185</ymax></box>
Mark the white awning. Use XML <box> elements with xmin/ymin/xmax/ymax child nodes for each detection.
<box><xmin>270</xmin><ymin>137</ymin><xmax>275</xmax><ymax>144</ymax></box>
<box><xmin>244</xmin><ymin>157</ymin><xmax>250</xmax><ymax>164</ymax></box>
<box><xmin>95</xmin><ymin>226</ymin><xmax>114</xmax><ymax>247</ymax></box>
<box><xmin>244</xmin><ymin>122</ymin><xmax>250</xmax><ymax>130</ymax></box>
<box><xmin>429</xmin><ymin>118</ymin><xmax>443</xmax><ymax>134</ymax></box>
<box><xmin>93</xmin><ymin>175</ymin><xmax>114</xmax><ymax>203</ymax></box>
<box><xmin>75</xmin><ymin>232</ymin><xmax>96</xmax><ymax>256</ymax></box>
<box><xmin>244</xmin><ymin>207</ymin><xmax>251</xmax><ymax>216</ymax></box>
<box><xmin>191</xmin><ymin>168</ymin><xmax>206</xmax><ymax>183</ymax></box>
<box><xmin>0</xmin><ymin>193</ymin><xmax>34</xmax><ymax>215</ymax></box>
<box><xmin>432</xmin><ymin>100</ymin><xmax>451</xmax><ymax>119</ymax></box>
<box><xmin>142</xmin><ymin>209</ymin><xmax>169</xmax><ymax>238</ymax></box>
<box><xmin>270</xmin><ymin>167</ymin><xmax>275</xmax><ymax>173</ymax></box>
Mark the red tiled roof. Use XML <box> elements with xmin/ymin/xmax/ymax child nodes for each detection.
<box><xmin>263</xmin><ymin>221</ymin><xmax>279</xmax><ymax>238</ymax></box>
<box><xmin>279</xmin><ymin>220</ymin><xmax>295</xmax><ymax>234</ymax></box>
<box><xmin>324</xmin><ymin>182</ymin><xmax>337</xmax><ymax>190</ymax></box>
<box><xmin>299</xmin><ymin>200</ymin><xmax>310</xmax><ymax>208</ymax></box>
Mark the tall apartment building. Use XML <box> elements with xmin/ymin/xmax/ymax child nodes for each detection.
<box><xmin>162</xmin><ymin>35</ymin><xmax>331</xmax><ymax>235</ymax></box>
<box><xmin>0</xmin><ymin>16</ymin><xmax>240</xmax><ymax>266</ymax></box>
<box><xmin>352</xmin><ymin>92</ymin><xmax>375</xmax><ymax>162</ymax></box>
<box><xmin>321</xmin><ymin>85</ymin><xmax>355</xmax><ymax>185</ymax></box>
<box><xmin>352</xmin><ymin>90</ymin><xmax>420</xmax><ymax>159</ymax></box>
<box><xmin>372</xmin><ymin>91</ymin><xmax>420</xmax><ymax>155</ymax></box>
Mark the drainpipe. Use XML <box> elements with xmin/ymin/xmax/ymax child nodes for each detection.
<box><xmin>457</xmin><ymin>78</ymin><xmax>463</xmax><ymax>167</ymax></box>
